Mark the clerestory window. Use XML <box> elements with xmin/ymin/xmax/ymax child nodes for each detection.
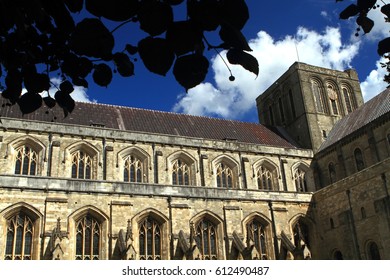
<box><xmin>216</xmin><ymin>163</ymin><xmax>234</xmax><ymax>188</ymax></box>
<box><xmin>71</xmin><ymin>150</ymin><xmax>93</xmax><ymax>179</ymax></box>
<box><xmin>124</xmin><ymin>155</ymin><xmax>143</xmax><ymax>182</ymax></box>
<box><xmin>14</xmin><ymin>145</ymin><xmax>38</xmax><ymax>176</ymax></box>
<box><xmin>172</xmin><ymin>159</ymin><xmax>190</xmax><ymax>186</ymax></box>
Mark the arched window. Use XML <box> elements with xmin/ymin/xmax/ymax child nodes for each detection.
<box><xmin>330</xmin><ymin>218</ymin><xmax>335</xmax><ymax>229</ymax></box>
<box><xmin>257</xmin><ymin>165</ymin><xmax>274</xmax><ymax>190</ymax></box>
<box><xmin>328</xmin><ymin>162</ymin><xmax>336</xmax><ymax>184</ymax></box>
<box><xmin>139</xmin><ymin>217</ymin><xmax>161</xmax><ymax>260</ymax></box>
<box><xmin>289</xmin><ymin>89</ymin><xmax>296</xmax><ymax>118</ymax></box>
<box><xmin>71</xmin><ymin>150</ymin><xmax>93</xmax><ymax>179</ymax></box>
<box><xmin>195</xmin><ymin>219</ymin><xmax>217</xmax><ymax>260</ymax></box>
<box><xmin>354</xmin><ymin>148</ymin><xmax>365</xmax><ymax>171</ymax></box>
<box><xmin>294</xmin><ymin>168</ymin><xmax>307</xmax><ymax>192</ymax></box>
<box><xmin>367</xmin><ymin>242</ymin><xmax>381</xmax><ymax>260</ymax></box>
<box><xmin>311</xmin><ymin>79</ymin><xmax>328</xmax><ymax>114</ymax></box>
<box><xmin>5</xmin><ymin>213</ymin><xmax>34</xmax><ymax>260</ymax></box>
<box><xmin>327</xmin><ymin>84</ymin><xmax>340</xmax><ymax>115</ymax></box>
<box><xmin>361</xmin><ymin>207</ymin><xmax>366</xmax><ymax>219</ymax></box>
<box><xmin>75</xmin><ymin>215</ymin><xmax>101</xmax><ymax>260</ymax></box>
<box><xmin>123</xmin><ymin>155</ymin><xmax>142</xmax><ymax>182</ymax></box>
<box><xmin>216</xmin><ymin>162</ymin><xmax>234</xmax><ymax>188</ymax></box>
<box><xmin>14</xmin><ymin>145</ymin><xmax>38</xmax><ymax>175</ymax></box>
<box><xmin>247</xmin><ymin>220</ymin><xmax>268</xmax><ymax>259</ymax></box>
<box><xmin>172</xmin><ymin>159</ymin><xmax>190</xmax><ymax>185</ymax></box>
<box><xmin>342</xmin><ymin>87</ymin><xmax>356</xmax><ymax>113</ymax></box>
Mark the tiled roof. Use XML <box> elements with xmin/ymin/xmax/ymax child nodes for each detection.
<box><xmin>0</xmin><ymin>98</ymin><xmax>296</xmax><ymax>148</ymax></box>
<box><xmin>318</xmin><ymin>88</ymin><xmax>390</xmax><ymax>152</ymax></box>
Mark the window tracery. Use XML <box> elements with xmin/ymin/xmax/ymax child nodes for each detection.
<box><xmin>123</xmin><ymin>155</ymin><xmax>143</xmax><ymax>182</ymax></box>
<box><xmin>5</xmin><ymin>213</ymin><xmax>34</xmax><ymax>260</ymax></box>
<box><xmin>75</xmin><ymin>215</ymin><xmax>101</xmax><ymax>260</ymax></box>
<box><xmin>257</xmin><ymin>165</ymin><xmax>274</xmax><ymax>190</ymax></box>
<box><xmin>139</xmin><ymin>217</ymin><xmax>161</xmax><ymax>260</ymax></box>
<box><xmin>172</xmin><ymin>159</ymin><xmax>190</xmax><ymax>185</ymax></box>
<box><xmin>294</xmin><ymin>168</ymin><xmax>307</xmax><ymax>192</ymax></box>
<box><xmin>216</xmin><ymin>162</ymin><xmax>234</xmax><ymax>188</ymax></box>
<box><xmin>247</xmin><ymin>220</ymin><xmax>268</xmax><ymax>259</ymax></box>
<box><xmin>71</xmin><ymin>150</ymin><xmax>93</xmax><ymax>179</ymax></box>
<box><xmin>14</xmin><ymin>145</ymin><xmax>38</xmax><ymax>176</ymax></box>
<box><xmin>194</xmin><ymin>219</ymin><xmax>217</xmax><ymax>260</ymax></box>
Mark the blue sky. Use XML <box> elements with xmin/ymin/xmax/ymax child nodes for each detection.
<box><xmin>68</xmin><ymin>0</ymin><xmax>389</xmax><ymax>123</ymax></box>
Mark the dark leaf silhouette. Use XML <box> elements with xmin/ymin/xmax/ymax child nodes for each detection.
<box><xmin>357</xmin><ymin>15</ymin><xmax>374</xmax><ymax>33</ymax></box>
<box><xmin>166</xmin><ymin>20</ymin><xmax>204</xmax><ymax>56</ymax></box>
<box><xmin>219</xmin><ymin>23</ymin><xmax>252</xmax><ymax>51</ymax></box>
<box><xmin>356</xmin><ymin>0</ymin><xmax>377</xmax><ymax>12</ymax></box>
<box><xmin>226</xmin><ymin>49</ymin><xmax>259</xmax><ymax>77</ymax></box>
<box><xmin>0</xmin><ymin>0</ymin><xmax>256</xmax><ymax>115</ymax></box>
<box><xmin>69</xmin><ymin>18</ymin><xmax>114</xmax><ymax>59</ymax></box>
<box><xmin>43</xmin><ymin>96</ymin><xmax>57</xmax><ymax>108</ymax></box>
<box><xmin>378</xmin><ymin>37</ymin><xmax>390</xmax><ymax>56</ymax></box>
<box><xmin>55</xmin><ymin>90</ymin><xmax>75</xmax><ymax>117</ymax></box>
<box><xmin>113</xmin><ymin>53</ymin><xmax>135</xmax><ymax>77</ymax></box>
<box><xmin>173</xmin><ymin>54</ymin><xmax>209</xmax><ymax>91</ymax></box>
<box><xmin>93</xmin><ymin>63</ymin><xmax>113</xmax><ymax>87</ymax></box>
<box><xmin>188</xmin><ymin>0</ymin><xmax>221</xmax><ymax>31</ymax></box>
<box><xmin>138</xmin><ymin>1</ymin><xmax>173</xmax><ymax>36</ymax></box>
<box><xmin>18</xmin><ymin>92</ymin><xmax>42</xmax><ymax>115</ymax></box>
<box><xmin>339</xmin><ymin>4</ymin><xmax>360</xmax><ymax>19</ymax></box>
<box><xmin>220</xmin><ymin>0</ymin><xmax>249</xmax><ymax>30</ymax></box>
<box><xmin>381</xmin><ymin>4</ymin><xmax>390</xmax><ymax>17</ymax></box>
<box><xmin>138</xmin><ymin>37</ymin><xmax>175</xmax><ymax>76</ymax></box>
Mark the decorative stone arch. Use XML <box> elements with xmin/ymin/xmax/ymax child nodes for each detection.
<box><xmin>241</xmin><ymin>212</ymin><xmax>273</xmax><ymax>259</ymax></box>
<box><xmin>0</xmin><ymin>202</ymin><xmax>43</xmax><ymax>260</ymax></box>
<box><xmin>310</xmin><ymin>76</ymin><xmax>329</xmax><ymax>114</ymax></box>
<box><xmin>324</xmin><ymin>79</ymin><xmax>344</xmax><ymax>116</ymax></box>
<box><xmin>166</xmin><ymin>150</ymin><xmax>198</xmax><ymax>186</ymax></box>
<box><xmin>67</xmin><ymin>205</ymin><xmax>109</xmax><ymax>260</ymax></box>
<box><xmin>365</xmin><ymin>239</ymin><xmax>382</xmax><ymax>260</ymax></box>
<box><xmin>253</xmin><ymin>158</ymin><xmax>280</xmax><ymax>191</ymax></box>
<box><xmin>65</xmin><ymin>141</ymin><xmax>100</xmax><ymax>179</ymax></box>
<box><xmin>117</xmin><ymin>146</ymin><xmax>150</xmax><ymax>183</ymax></box>
<box><xmin>131</xmin><ymin>208</ymin><xmax>169</xmax><ymax>260</ymax></box>
<box><xmin>212</xmin><ymin>155</ymin><xmax>240</xmax><ymax>189</ymax></box>
<box><xmin>189</xmin><ymin>210</ymin><xmax>224</xmax><ymax>260</ymax></box>
<box><xmin>7</xmin><ymin>136</ymin><xmax>46</xmax><ymax>175</ymax></box>
<box><xmin>287</xmin><ymin>214</ymin><xmax>315</xmax><ymax>260</ymax></box>
<box><xmin>291</xmin><ymin>161</ymin><xmax>314</xmax><ymax>192</ymax></box>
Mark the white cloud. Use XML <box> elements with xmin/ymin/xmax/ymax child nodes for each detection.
<box><xmin>173</xmin><ymin>27</ymin><xmax>360</xmax><ymax>119</ymax></box>
<box><xmin>360</xmin><ymin>57</ymin><xmax>388</xmax><ymax>100</ymax></box>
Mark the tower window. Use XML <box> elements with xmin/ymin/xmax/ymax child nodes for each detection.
<box><xmin>269</xmin><ymin>106</ymin><xmax>274</xmax><ymax>126</ymax></box>
<box><xmin>289</xmin><ymin>90</ymin><xmax>296</xmax><ymax>118</ymax></box>
<box><xmin>278</xmin><ymin>97</ymin><xmax>285</xmax><ymax>123</ymax></box>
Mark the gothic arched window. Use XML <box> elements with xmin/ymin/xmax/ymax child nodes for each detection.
<box><xmin>342</xmin><ymin>87</ymin><xmax>356</xmax><ymax>113</ymax></box>
<box><xmin>257</xmin><ymin>165</ymin><xmax>274</xmax><ymax>191</ymax></box>
<box><xmin>139</xmin><ymin>217</ymin><xmax>161</xmax><ymax>260</ymax></box>
<box><xmin>216</xmin><ymin>162</ymin><xmax>234</xmax><ymax>188</ymax></box>
<box><xmin>294</xmin><ymin>168</ymin><xmax>308</xmax><ymax>192</ymax></box>
<box><xmin>5</xmin><ymin>213</ymin><xmax>34</xmax><ymax>260</ymax></box>
<box><xmin>311</xmin><ymin>79</ymin><xmax>328</xmax><ymax>114</ymax></box>
<box><xmin>14</xmin><ymin>145</ymin><xmax>38</xmax><ymax>176</ymax></box>
<box><xmin>195</xmin><ymin>219</ymin><xmax>217</xmax><ymax>260</ymax></box>
<box><xmin>124</xmin><ymin>155</ymin><xmax>143</xmax><ymax>182</ymax></box>
<box><xmin>71</xmin><ymin>150</ymin><xmax>93</xmax><ymax>179</ymax></box>
<box><xmin>172</xmin><ymin>159</ymin><xmax>190</xmax><ymax>185</ymax></box>
<box><xmin>354</xmin><ymin>148</ymin><xmax>365</xmax><ymax>171</ymax></box>
<box><xmin>75</xmin><ymin>215</ymin><xmax>101</xmax><ymax>260</ymax></box>
<box><xmin>328</xmin><ymin>162</ymin><xmax>336</xmax><ymax>184</ymax></box>
<box><xmin>247</xmin><ymin>220</ymin><xmax>268</xmax><ymax>259</ymax></box>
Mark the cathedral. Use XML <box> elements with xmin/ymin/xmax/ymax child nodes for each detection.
<box><xmin>0</xmin><ymin>62</ymin><xmax>389</xmax><ymax>260</ymax></box>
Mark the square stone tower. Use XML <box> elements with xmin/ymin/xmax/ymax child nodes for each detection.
<box><xmin>256</xmin><ymin>62</ymin><xmax>364</xmax><ymax>152</ymax></box>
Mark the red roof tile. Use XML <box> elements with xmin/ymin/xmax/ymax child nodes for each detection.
<box><xmin>0</xmin><ymin>98</ymin><xmax>296</xmax><ymax>148</ymax></box>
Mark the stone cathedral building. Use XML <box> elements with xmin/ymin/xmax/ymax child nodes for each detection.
<box><xmin>0</xmin><ymin>62</ymin><xmax>389</xmax><ymax>260</ymax></box>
